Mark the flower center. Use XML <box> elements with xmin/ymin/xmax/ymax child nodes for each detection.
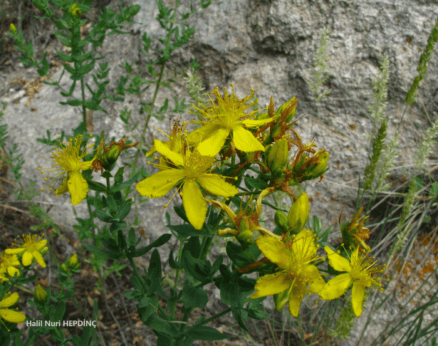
<box><xmin>184</xmin><ymin>151</ymin><xmax>214</xmax><ymax>179</ymax></box>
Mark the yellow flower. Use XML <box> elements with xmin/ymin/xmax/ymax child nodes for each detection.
<box><xmin>187</xmin><ymin>84</ymin><xmax>276</xmax><ymax>156</ymax></box>
<box><xmin>251</xmin><ymin>229</ymin><xmax>325</xmax><ymax>317</ymax></box>
<box><xmin>0</xmin><ymin>252</ymin><xmax>20</xmax><ymax>278</ymax></box>
<box><xmin>0</xmin><ymin>292</ymin><xmax>26</xmax><ymax>325</ymax></box>
<box><xmin>38</xmin><ymin>135</ymin><xmax>101</xmax><ymax>205</ymax></box>
<box><xmin>9</xmin><ymin>24</ymin><xmax>16</xmax><ymax>33</ymax></box>
<box><xmin>136</xmin><ymin>140</ymin><xmax>238</xmax><ymax>230</ymax></box>
<box><xmin>5</xmin><ymin>235</ymin><xmax>48</xmax><ymax>268</ymax></box>
<box><xmin>319</xmin><ymin>246</ymin><xmax>385</xmax><ymax>317</ymax></box>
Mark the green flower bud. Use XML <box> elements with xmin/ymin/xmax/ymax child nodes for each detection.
<box><xmin>274</xmin><ymin>210</ymin><xmax>289</xmax><ymax>232</ymax></box>
<box><xmin>9</xmin><ymin>24</ymin><xmax>16</xmax><ymax>34</ymax></box>
<box><xmin>274</xmin><ymin>289</ymin><xmax>289</xmax><ymax>310</ymax></box>
<box><xmin>288</xmin><ymin>192</ymin><xmax>310</xmax><ymax>234</ymax></box>
<box><xmin>266</xmin><ymin>139</ymin><xmax>289</xmax><ymax>175</ymax></box>
<box><xmin>275</xmin><ymin>96</ymin><xmax>298</xmax><ymax>123</ymax></box>
<box><xmin>237</xmin><ymin>218</ymin><xmax>252</xmax><ymax>245</ymax></box>
<box><xmin>308</xmin><ymin>150</ymin><xmax>329</xmax><ymax>179</ymax></box>
<box><xmin>61</xmin><ymin>264</ymin><xmax>68</xmax><ymax>272</ymax></box>
<box><xmin>100</xmin><ymin>138</ymin><xmax>139</xmax><ymax>171</ymax></box>
<box><xmin>34</xmin><ymin>284</ymin><xmax>48</xmax><ymax>305</ymax></box>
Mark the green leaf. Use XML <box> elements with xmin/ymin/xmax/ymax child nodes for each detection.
<box><xmin>182</xmin><ymin>283</ymin><xmax>208</xmax><ymax>309</ymax></box>
<box><xmin>80</xmin><ymin>60</ymin><xmax>95</xmax><ymax>74</ymax></box>
<box><xmin>158</xmin><ymin>98</ymin><xmax>169</xmax><ymax>113</ymax></box>
<box><xmin>83</xmin><ymin>243</ymin><xmax>124</xmax><ymax>260</ymax></box>
<box><xmin>63</xmin><ymin>63</ymin><xmax>76</xmax><ymax>74</ymax></box>
<box><xmin>220</xmin><ymin>282</ymin><xmax>240</xmax><ymax>307</ymax></box>
<box><xmin>61</xmin><ymin>99</ymin><xmax>82</xmax><ymax>107</ymax></box>
<box><xmin>168</xmin><ymin>249</ymin><xmax>181</xmax><ymax>270</ymax></box>
<box><xmin>56</xmin><ymin>50</ymin><xmax>73</xmax><ymax>62</ymax></box>
<box><xmin>185</xmin><ymin>326</ymin><xmax>233</xmax><ymax>341</ymax></box>
<box><xmin>148</xmin><ymin>250</ymin><xmax>162</xmax><ymax>294</ymax></box>
<box><xmin>114</xmin><ymin>201</ymin><xmax>131</xmax><ymax>220</ymax></box>
<box><xmin>110</xmin><ymin>171</ymin><xmax>139</xmax><ymax>192</ymax></box>
<box><xmin>95</xmin><ymin>209</ymin><xmax>113</xmax><ymax>222</ymax></box>
<box><xmin>231</xmin><ymin>307</ymin><xmax>249</xmax><ymax>331</ymax></box>
<box><xmin>244</xmin><ymin>176</ymin><xmax>268</xmax><ymax>190</ymax></box>
<box><xmin>53</xmin><ymin>302</ymin><xmax>66</xmax><ymax>322</ymax></box>
<box><xmin>131</xmin><ymin>234</ymin><xmax>171</xmax><ymax>257</ymax></box>
<box><xmin>167</xmin><ymin>224</ymin><xmax>211</xmax><ymax>237</ymax></box>
<box><xmin>84</xmin><ymin>101</ymin><xmax>107</xmax><ymax>113</ymax></box>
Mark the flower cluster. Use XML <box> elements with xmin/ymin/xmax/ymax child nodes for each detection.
<box><xmin>0</xmin><ymin>233</ymin><xmax>49</xmax><ymax>328</ymax></box>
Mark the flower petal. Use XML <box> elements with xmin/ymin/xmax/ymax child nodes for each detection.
<box><xmin>0</xmin><ymin>309</ymin><xmax>26</xmax><ymax>323</ymax></box>
<box><xmin>182</xmin><ymin>180</ymin><xmax>207</xmax><ymax>230</ymax></box>
<box><xmin>288</xmin><ymin>279</ymin><xmax>307</xmax><ymax>317</ymax></box>
<box><xmin>256</xmin><ymin>235</ymin><xmax>293</xmax><ymax>270</ymax></box>
<box><xmin>305</xmin><ymin>265</ymin><xmax>325</xmax><ymax>293</ymax></box>
<box><xmin>197</xmin><ymin>128</ymin><xmax>230</xmax><ymax>157</ymax></box>
<box><xmin>7</xmin><ymin>266</ymin><xmax>19</xmax><ymax>278</ymax></box>
<box><xmin>239</xmin><ymin>117</ymin><xmax>277</xmax><ymax>128</ymax></box>
<box><xmin>67</xmin><ymin>170</ymin><xmax>89</xmax><ymax>205</ymax></box>
<box><xmin>22</xmin><ymin>251</ymin><xmax>33</xmax><ymax>266</ymax></box>
<box><xmin>324</xmin><ymin>246</ymin><xmax>352</xmax><ymax>273</ymax></box>
<box><xmin>187</xmin><ymin>124</ymin><xmax>221</xmax><ymax>144</ymax></box>
<box><xmin>232</xmin><ymin>125</ymin><xmax>264</xmax><ymax>152</ymax></box>
<box><xmin>291</xmin><ymin>229</ymin><xmax>317</xmax><ymax>264</ymax></box>
<box><xmin>197</xmin><ymin>174</ymin><xmax>238</xmax><ymax>197</ymax></box>
<box><xmin>0</xmin><ymin>292</ymin><xmax>19</xmax><ymax>308</ymax></box>
<box><xmin>32</xmin><ymin>251</ymin><xmax>46</xmax><ymax>268</ymax></box>
<box><xmin>35</xmin><ymin>239</ymin><xmax>48</xmax><ymax>250</ymax></box>
<box><xmin>154</xmin><ymin>140</ymin><xmax>184</xmax><ymax>166</ymax></box>
<box><xmin>4</xmin><ymin>248</ymin><xmax>24</xmax><ymax>255</ymax></box>
<box><xmin>352</xmin><ymin>282</ymin><xmax>365</xmax><ymax>317</ymax></box>
<box><xmin>251</xmin><ymin>272</ymin><xmax>292</xmax><ymax>299</ymax></box>
<box><xmin>136</xmin><ymin>169</ymin><xmax>186</xmax><ymax>198</ymax></box>
<box><xmin>319</xmin><ymin>273</ymin><xmax>352</xmax><ymax>300</ymax></box>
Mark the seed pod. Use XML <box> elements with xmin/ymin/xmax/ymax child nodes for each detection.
<box><xmin>288</xmin><ymin>192</ymin><xmax>310</xmax><ymax>234</ymax></box>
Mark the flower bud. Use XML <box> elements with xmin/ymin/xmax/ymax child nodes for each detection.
<box><xmin>237</xmin><ymin>217</ymin><xmax>253</xmax><ymax>245</ymax></box>
<box><xmin>274</xmin><ymin>289</ymin><xmax>289</xmax><ymax>310</ymax></box>
<box><xmin>288</xmin><ymin>192</ymin><xmax>310</xmax><ymax>234</ymax></box>
<box><xmin>275</xmin><ymin>97</ymin><xmax>298</xmax><ymax>123</ymax></box>
<box><xmin>34</xmin><ymin>285</ymin><xmax>48</xmax><ymax>305</ymax></box>
<box><xmin>68</xmin><ymin>3</ymin><xmax>82</xmax><ymax>17</ymax></box>
<box><xmin>9</xmin><ymin>24</ymin><xmax>16</xmax><ymax>34</ymax></box>
<box><xmin>266</xmin><ymin>139</ymin><xmax>289</xmax><ymax>175</ymax></box>
<box><xmin>307</xmin><ymin>150</ymin><xmax>329</xmax><ymax>179</ymax></box>
<box><xmin>67</xmin><ymin>254</ymin><xmax>80</xmax><ymax>270</ymax></box>
<box><xmin>274</xmin><ymin>211</ymin><xmax>289</xmax><ymax>232</ymax></box>
<box><xmin>100</xmin><ymin>138</ymin><xmax>139</xmax><ymax>171</ymax></box>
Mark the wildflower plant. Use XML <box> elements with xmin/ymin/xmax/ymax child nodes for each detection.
<box><xmin>2</xmin><ymin>1</ymin><xmax>393</xmax><ymax>345</ymax></box>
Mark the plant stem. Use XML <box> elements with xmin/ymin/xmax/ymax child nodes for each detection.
<box><xmin>200</xmin><ymin>307</ymin><xmax>232</xmax><ymax>326</ymax></box>
<box><xmin>80</xmin><ymin>79</ymin><xmax>87</xmax><ymax>128</ymax></box>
